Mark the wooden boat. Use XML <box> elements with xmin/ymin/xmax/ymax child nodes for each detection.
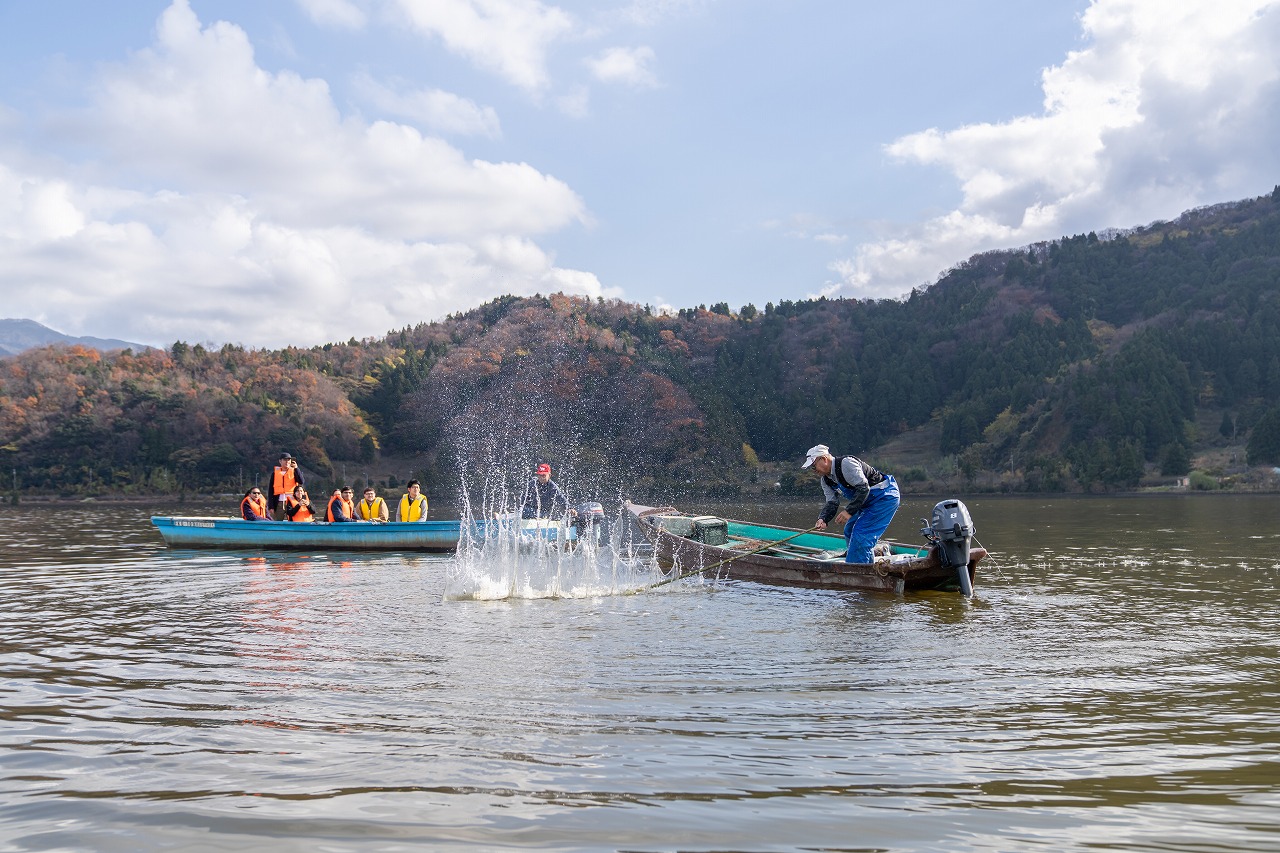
<box><xmin>624</xmin><ymin>502</ymin><xmax>985</xmax><ymax>595</ymax></box>
<box><xmin>150</xmin><ymin>516</ymin><xmax>478</xmax><ymax>552</ymax></box>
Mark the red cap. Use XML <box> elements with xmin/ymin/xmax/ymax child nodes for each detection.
<box><xmin>535</xmin><ymin>463</ymin><xmax>551</xmax><ymax>475</ymax></box>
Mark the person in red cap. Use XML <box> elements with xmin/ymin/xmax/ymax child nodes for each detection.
<box><xmin>521</xmin><ymin>463</ymin><xmax>573</xmax><ymax>520</ymax></box>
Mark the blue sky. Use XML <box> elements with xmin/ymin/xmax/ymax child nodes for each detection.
<box><xmin>2</xmin><ymin>0</ymin><xmax>1279</xmax><ymax>348</ymax></box>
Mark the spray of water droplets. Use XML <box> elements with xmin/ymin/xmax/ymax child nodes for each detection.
<box><xmin>444</xmin><ymin>486</ymin><xmax>664</xmax><ymax>600</ymax></box>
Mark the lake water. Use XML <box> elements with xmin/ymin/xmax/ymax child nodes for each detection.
<box><xmin>1</xmin><ymin>494</ymin><xmax>1278</xmax><ymax>852</ymax></box>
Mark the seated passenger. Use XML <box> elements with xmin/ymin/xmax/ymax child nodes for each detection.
<box><xmin>240</xmin><ymin>487</ymin><xmax>271</xmax><ymax>521</ymax></box>
<box><xmin>326</xmin><ymin>486</ymin><xmax>358</xmax><ymax>522</ymax></box>
<box><xmin>284</xmin><ymin>485</ymin><xmax>314</xmax><ymax>522</ymax></box>
<box><xmin>357</xmin><ymin>486</ymin><xmax>389</xmax><ymax>522</ymax></box>
<box><xmin>397</xmin><ymin>479</ymin><xmax>429</xmax><ymax>522</ymax></box>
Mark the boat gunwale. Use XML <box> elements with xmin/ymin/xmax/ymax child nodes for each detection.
<box><xmin>149</xmin><ymin>514</ymin><xmax>477</xmax><ymax>552</ymax></box>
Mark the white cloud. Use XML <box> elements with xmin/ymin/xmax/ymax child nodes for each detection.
<box><xmin>387</xmin><ymin>0</ymin><xmax>574</xmax><ymax>93</ymax></box>
<box><xmin>0</xmin><ymin>0</ymin><xmax>604</xmax><ymax>348</ymax></box>
<box><xmin>827</xmin><ymin>0</ymin><xmax>1280</xmax><ymax>299</ymax></box>
<box><xmin>353</xmin><ymin>71</ymin><xmax>501</xmax><ymax>137</ymax></box>
<box><xmin>295</xmin><ymin>0</ymin><xmax>368</xmax><ymax>29</ymax></box>
<box><xmin>585</xmin><ymin>46</ymin><xmax>657</xmax><ymax>88</ymax></box>
<box><xmin>0</xmin><ymin>166</ymin><xmax>608</xmax><ymax>348</ymax></box>
<box><xmin>0</xmin><ymin>169</ymin><xmax>85</xmax><ymax>241</ymax></box>
<box><xmin>763</xmin><ymin>212</ymin><xmax>846</xmax><ymax>245</ymax></box>
<box><xmin>610</xmin><ymin>0</ymin><xmax>710</xmax><ymax>28</ymax></box>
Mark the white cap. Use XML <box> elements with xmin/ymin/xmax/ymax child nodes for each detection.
<box><xmin>801</xmin><ymin>444</ymin><xmax>829</xmax><ymax>469</ymax></box>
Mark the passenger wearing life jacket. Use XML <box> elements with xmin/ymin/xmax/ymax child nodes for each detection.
<box><xmin>240</xmin><ymin>487</ymin><xmax>271</xmax><ymax>521</ymax></box>
<box><xmin>397</xmin><ymin>480</ymin><xmax>429</xmax><ymax>522</ymax></box>
<box><xmin>326</xmin><ymin>486</ymin><xmax>357</xmax><ymax>522</ymax></box>
<box><xmin>284</xmin><ymin>484</ymin><xmax>314</xmax><ymax>522</ymax></box>
<box><xmin>802</xmin><ymin>444</ymin><xmax>900</xmax><ymax>564</ymax></box>
<box><xmin>269</xmin><ymin>453</ymin><xmax>304</xmax><ymax>520</ymax></box>
<box><xmin>357</xmin><ymin>486</ymin><xmax>389</xmax><ymax>522</ymax></box>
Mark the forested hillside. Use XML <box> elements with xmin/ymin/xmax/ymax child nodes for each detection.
<box><xmin>5</xmin><ymin>188</ymin><xmax>1280</xmax><ymax>500</ymax></box>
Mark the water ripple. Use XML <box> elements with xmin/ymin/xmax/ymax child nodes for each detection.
<box><xmin>0</xmin><ymin>498</ymin><xmax>1278</xmax><ymax>851</ymax></box>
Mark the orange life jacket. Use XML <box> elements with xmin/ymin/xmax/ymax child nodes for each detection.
<box><xmin>240</xmin><ymin>494</ymin><xmax>269</xmax><ymax>520</ymax></box>
<box><xmin>271</xmin><ymin>465</ymin><xmax>298</xmax><ymax>498</ymax></box>
<box><xmin>285</xmin><ymin>495</ymin><xmax>314</xmax><ymax>522</ymax></box>
<box><xmin>326</xmin><ymin>495</ymin><xmax>355</xmax><ymax>522</ymax></box>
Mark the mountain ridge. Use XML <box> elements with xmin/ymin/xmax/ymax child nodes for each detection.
<box><xmin>0</xmin><ymin>318</ymin><xmax>152</xmax><ymax>357</ymax></box>
<box><xmin>3</xmin><ymin>187</ymin><xmax>1280</xmax><ymax>498</ymax></box>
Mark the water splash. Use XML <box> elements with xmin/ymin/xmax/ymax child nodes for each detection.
<box><xmin>445</xmin><ymin>509</ymin><xmax>662</xmax><ymax>600</ymax></box>
<box><xmin>445</xmin><ymin>472</ymin><xmax>662</xmax><ymax>600</ymax></box>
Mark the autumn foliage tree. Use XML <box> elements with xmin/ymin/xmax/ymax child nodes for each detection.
<box><xmin>5</xmin><ymin>188</ymin><xmax>1280</xmax><ymax>498</ymax></box>
<box><xmin>0</xmin><ymin>342</ymin><xmax>373</xmax><ymax>493</ymax></box>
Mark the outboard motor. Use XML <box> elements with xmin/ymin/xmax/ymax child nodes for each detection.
<box><xmin>573</xmin><ymin>501</ymin><xmax>607</xmax><ymax>546</ymax></box>
<box><xmin>921</xmin><ymin>499</ymin><xmax>975</xmax><ymax>597</ymax></box>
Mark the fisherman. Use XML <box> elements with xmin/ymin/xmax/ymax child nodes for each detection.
<box><xmin>326</xmin><ymin>486</ymin><xmax>357</xmax><ymax>523</ymax></box>
<box><xmin>284</xmin><ymin>484</ymin><xmax>314</xmax><ymax>522</ymax></box>
<box><xmin>268</xmin><ymin>453</ymin><xmax>303</xmax><ymax>520</ymax></box>
<box><xmin>240</xmin><ymin>487</ymin><xmax>271</xmax><ymax>521</ymax></box>
<box><xmin>397</xmin><ymin>480</ymin><xmax>429</xmax><ymax>522</ymax></box>
<box><xmin>802</xmin><ymin>444</ymin><xmax>900</xmax><ymax>564</ymax></box>
<box><xmin>357</xmin><ymin>486</ymin><xmax>389</xmax><ymax>522</ymax></box>
<box><xmin>520</xmin><ymin>463</ymin><xmax>574</xmax><ymax>520</ymax></box>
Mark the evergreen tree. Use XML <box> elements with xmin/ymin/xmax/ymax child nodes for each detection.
<box><xmin>1246</xmin><ymin>406</ymin><xmax>1280</xmax><ymax>465</ymax></box>
<box><xmin>1159</xmin><ymin>442</ymin><xmax>1191</xmax><ymax>476</ymax></box>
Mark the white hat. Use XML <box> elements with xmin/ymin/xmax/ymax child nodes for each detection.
<box><xmin>801</xmin><ymin>444</ymin><xmax>829</xmax><ymax>469</ymax></box>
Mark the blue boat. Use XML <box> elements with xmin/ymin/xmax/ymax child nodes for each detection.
<box><xmin>150</xmin><ymin>516</ymin><xmax>475</xmax><ymax>552</ymax></box>
<box><xmin>150</xmin><ymin>514</ymin><xmax>581</xmax><ymax>552</ymax></box>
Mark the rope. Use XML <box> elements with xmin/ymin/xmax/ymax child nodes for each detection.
<box><xmin>972</xmin><ymin>535</ymin><xmax>1006</xmax><ymax>583</ymax></box>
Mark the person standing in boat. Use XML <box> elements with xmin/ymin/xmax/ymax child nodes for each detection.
<box><xmin>397</xmin><ymin>480</ymin><xmax>429</xmax><ymax>522</ymax></box>
<box><xmin>802</xmin><ymin>444</ymin><xmax>900</xmax><ymax>564</ymax></box>
<box><xmin>240</xmin><ymin>487</ymin><xmax>271</xmax><ymax>521</ymax></box>
<box><xmin>284</xmin><ymin>485</ymin><xmax>315</xmax><ymax>522</ymax></box>
<box><xmin>520</xmin><ymin>463</ymin><xmax>574</xmax><ymax>520</ymax></box>
<box><xmin>268</xmin><ymin>453</ymin><xmax>304</xmax><ymax>520</ymax></box>
<box><xmin>357</xmin><ymin>486</ymin><xmax>389</xmax><ymax>522</ymax></box>
<box><xmin>326</xmin><ymin>486</ymin><xmax>358</xmax><ymax>522</ymax></box>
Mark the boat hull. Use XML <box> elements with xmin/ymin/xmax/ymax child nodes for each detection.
<box><xmin>150</xmin><ymin>516</ymin><xmax>473</xmax><ymax>552</ymax></box>
<box><xmin>627</xmin><ymin>504</ymin><xmax>983</xmax><ymax>594</ymax></box>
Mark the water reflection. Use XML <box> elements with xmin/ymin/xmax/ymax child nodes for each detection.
<box><xmin>0</xmin><ymin>497</ymin><xmax>1277</xmax><ymax>851</ymax></box>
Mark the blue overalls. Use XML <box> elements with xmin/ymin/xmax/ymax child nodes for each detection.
<box><xmin>833</xmin><ymin>472</ymin><xmax>900</xmax><ymax>564</ymax></box>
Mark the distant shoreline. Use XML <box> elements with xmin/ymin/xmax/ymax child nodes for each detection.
<box><xmin>3</xmin><ymin>488</ymin><xmax>1276</xmax><ymax>506</ymax></box>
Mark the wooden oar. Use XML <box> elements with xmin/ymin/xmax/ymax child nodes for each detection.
<box><xmin>637</xmin><ymin>525</ymin><xmax>821</xmax><ymax>592</ymax></box>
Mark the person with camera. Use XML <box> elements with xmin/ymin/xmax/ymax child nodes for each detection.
<box><xmin>268</xmin><ymin>453</ymin><xmax>304</xmax><ymax>520</ymax></box>
<box><xmin>283</xmin><ymin>484</ymin><xmax>314</xmax><ymax>522</ymax></box>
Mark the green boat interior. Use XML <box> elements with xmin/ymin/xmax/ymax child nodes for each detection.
<box><xmin>646</xmin><ymin>514</ymin><xmax>932</xmax><ymax>563</ymax></box>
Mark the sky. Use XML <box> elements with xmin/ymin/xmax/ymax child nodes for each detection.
<box><xmin>1</xmin><ymin>0</ymin><xmax>1279</xmax><ymax>350</ymax></box>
